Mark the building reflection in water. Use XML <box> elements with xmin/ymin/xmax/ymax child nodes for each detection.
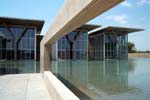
<box><xmin>50</xmin><ymin>60</ymin><xmax>138</xmax><ymax>98</ymax></box>
<box><xmin>0</xmin><ymin>61</ymin><xmax>39</xmax><ymax>75</ymax></box>
<box><xmin>88</xmin><ymin>60</ymin><xmax>129</xmax><ymax>94</ymax></box>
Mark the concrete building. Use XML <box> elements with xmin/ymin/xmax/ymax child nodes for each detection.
<box><xmin>51</xmin><ymin>24</ymin><xmax>100</xmax><ymax>60</ymax></box>
<box><xmin>0</xmin><ymin>17</ymin><xmax>44</xmax><ymax>60</ymax></box>
<box><xmin>51</xmin><ymin>25</ymin><xmax>143</xmax><ymax>61</ymax></box>
<box><xmin>89</xmin><ymin>26</ymin><xmax>143</xmax><ymax>60</ymax></box>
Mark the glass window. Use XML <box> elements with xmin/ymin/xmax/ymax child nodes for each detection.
<box><xmin>0</xmin><ymin>26</ymin><xmax>36</xmax><ymax>60</ymax></box>
<box><xmin>31</xmin><ymin>39</ymin><xmax>35</xmax><ymax>50</ymax></box>
<box><xmin>24</xmin><ymin>30</ymin><xmax>30</xmax><ymax>38</ymax></box>
<box><xmin>30</xmin><ymin>28</ymin><xmax>35</xmax><ymax>38</ymax></box>
<box><xmin>6</xmin><ymin>40</ymin><xmax>13</xmax><ymax>49</ymax></box>
<box><xmin>56</xmin><ymin>31</ymin><xmax>88</xmax><ymax>60</ymax></box>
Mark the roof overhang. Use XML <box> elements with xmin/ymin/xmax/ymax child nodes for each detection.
<box><xmin>90</xmin><ymin>26</ymin><xmax>144</xmax><ymax>36</ymax></box>
<box><xmin>0</xmin><ymin>17</ymin><xmax>44</xmax><ymax>33</ymax></box>
<box><xmin>75</xmin><ymin>24</ymin><xmax>101</xmax><ymax>32</ymax></box>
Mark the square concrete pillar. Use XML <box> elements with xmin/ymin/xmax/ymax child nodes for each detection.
<box><xmin>40</xmin><ymin>41</ymin><xmax>51</xmax><ymax>72</ymax></box>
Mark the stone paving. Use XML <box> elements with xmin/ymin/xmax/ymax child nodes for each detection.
<box><xmin>0</xmin><ymin>73</ymin><xmax>52</xmax><ymax>100</ymax></box>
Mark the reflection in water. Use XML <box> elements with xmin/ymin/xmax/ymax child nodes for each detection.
<box><xmin>0</xmin><ymin>61</ymin><xmax>39</xmax><ymax>75</ymax></box>
<box><xmin>50</xmin><ymin>59</ymin><xmax>150</xmax><ymax>100</ymax></box>
<box><xmin>51</xmin><ymin>61</ymin><xmax>90</xmax><ymax>100</ymax></box>
<box><xmin>128</xmin><ymin>59</ymin><xmax>135</xmax><ymax>72</ymax></box>
<box><xmin>88</xmin><ymin>60</ymin><xmax>129</xmax><ymax>94</ymax></box>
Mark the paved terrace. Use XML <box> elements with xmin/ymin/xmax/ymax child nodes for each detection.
<box><xmin>0</xmin><ymin>74</ymin><xmax>52</xmax><ymax>100</ymax></box>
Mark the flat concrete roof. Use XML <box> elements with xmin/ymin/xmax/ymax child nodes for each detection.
<box><xmin>90</xmin><ymin>26</ymin><xmax>144</xmax><ymax>36</ymax></box>
<box><xmin>75</xmin><ymin>24</ymin><xmax>101</xmax><ymax>32</ymax></box>
<box><xmin>0</xmin><ymin>17</ymin><xmax>44</xmax><ymax>33</ymax></box>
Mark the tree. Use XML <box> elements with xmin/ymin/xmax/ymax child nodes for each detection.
<box><xmin>146</xmin><ymin>50</ymin><xmax>150</xmax><ymax>53</ymax></box>
<box><xmin>128</xmin><ymin>42</ymin><xmax>136</xmax><ymax>53</ymax></box>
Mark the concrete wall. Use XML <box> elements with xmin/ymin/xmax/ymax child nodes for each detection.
<box><xmin>44</xmin><ymin>71</ymin><xmax>79</xmax><ymax>100</ymax></box>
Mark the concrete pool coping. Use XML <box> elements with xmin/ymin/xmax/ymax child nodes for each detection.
<box><xmin>43</xmin><ymin>71</ymin><xmax>80</xmax><ymax>100</ymax></box>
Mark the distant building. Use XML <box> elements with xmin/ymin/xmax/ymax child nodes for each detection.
<box><xmin>51</xmin><ymin>25</ymin><xmax>143</xmax><ymax>60</ymax></box>
<box><xmin>0</xmin><ymin>17</ymin><xmax>44</xmax><ymax>60</ymax></box>
<box><xmin>51</xmin><ymin>24</ymin><xmax>100</xmax><ymax>60</ymax></box>
<box><xmin>89</xmin><ymin>26</ymin><xmax>143</xmax><ymax>60</ymax></box>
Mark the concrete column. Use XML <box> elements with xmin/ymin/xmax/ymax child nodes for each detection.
<box><xmin>40</xmin><ymin>41</ymin><xmax>51</xmax><ymax>73</ymax></box>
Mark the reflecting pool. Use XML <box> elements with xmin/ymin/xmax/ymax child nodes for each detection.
<box><xmin>50</xmin><ymin>59</ymin><xmax>150</xmax><ymax>100</ymax></box>
<box><xmin>0</xmin><ymin>61</ymin><xmax>39</xmax><ymax>75</ymax></box>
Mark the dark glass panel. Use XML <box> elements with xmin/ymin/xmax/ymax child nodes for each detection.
<box><xmin>58</xmin><ymin>40</ymin><xmax>62</xmax><ymax>50</ymax></box>
<box><xmin>31</xmin><ymin>39</ymin><xmax>35</xmax><ymax>50</ymax></box>
<box><xmin>6</xmin><ymin>40</ymin><xmax>13</xmax><ymax>49</ymax></box>
<box><xmin>30</xmin><ymin>28</ymin><xmax>35</xmax><ymax>38</ymax></box>
<box><xmin>0</xmin><ymin>39</ymin><xmax>2</xmax><ymax>59</ymax></box>
<box><xmin>6</xmin><ymin>50</ymin><xmax>14</xmax><ymax>60</ymax></box>
<box><xmin>21</xmin><ymin>39</ymin><xmax>26</xmax><ymax>49</ymax></box>
<box><xmin>0</xmin><ymin>27</ymin><xmax>9</xmax><ymax>38</ymax></box>
<box><xmin>0</xmin><ymin>39</ymin><xmax>2</xmax><ymax>48</ymax></box>
<box><xmin>18</xmin><ymin>40</ymin><xmax>22</xmax><ymax>50</ymax></box>
<box><xmin>66</xmin><ymin>40</ymin><xmax>70</xmax><ymax>50</ymax></box>
<box><xmin>17</xmin><ymin>50</ymin><xmax>22</xmax><ymax>59</ymax></box>
<box><xmin>31</xmin><ymin>50</ymin><xmax>35</xmax><ymax>59</ymax></box>
<box><xmin>24</xmin><ymin>39</ymin><xmax>30</xmax><ymax>49</ymax></box>
<box><xmin>24</xmin><ymin>50</ymin><xmax>31</xmax><ymax>59</ymax></box>
<box><xmin>10</xmin><ymin>27</ymin><xmax>23</xmax><ymax>39</ymax></box>
<box><xmin>74</xmin><ymin>41</ymin><xmax>80</xmax><ymax>49</ymax></box>
<box><xmin>61</xmin><ymin>40</ymin><xmax>66</xmax><ymax>50</ymax></box>
<box><xmin>23</xmin><ymin>29</ymin><xmax>30</xmax><ymax>38</ymax></box>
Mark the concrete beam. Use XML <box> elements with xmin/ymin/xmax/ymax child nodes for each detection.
<box><xmin>42</xmin><ymin>0</ymin><xmax>123</xmax><ymax>46</ymax></box>
<box><xmin>40</xmin><ymin>0</ymin><xmax>123</xmax><ymax>72</ymax></box>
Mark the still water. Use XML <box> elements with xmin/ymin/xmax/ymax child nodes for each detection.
<box><xmin>50</xmin><ymin>59</ymin><xmax>150</xmax><ymax>100</ymax></box>
<box><xmin>0</xmin><ymin>59</ymin><xmax>150</xmax><ymax>100</ymax></box>
<box><xmin>0</xmin><ymin>61</ymin><xmax>39</xmax><ymax>75</ymax></box>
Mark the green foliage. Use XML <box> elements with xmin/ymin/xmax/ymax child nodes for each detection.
<box><xmin>146</xmin><ymin>50</ymin><xmax>150</xmax><ymax>53</ymax></box>
<box><xmin>128</xmin><ymin>42</ymin><xmax>150</xmax><ymax>53</ymax></box>
<box><xmin>136</xmin><ymin>50</ymin><xmax>150</xmax><ymax>53</ymax></box>
<box><xmin>128</xmin><ymin>42</ymin><xmax>136</xmax><ymax>53</ymax></box>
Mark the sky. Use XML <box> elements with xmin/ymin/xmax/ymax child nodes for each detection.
<box><xmin>0</xmin><ymin>0</ymin><xmax>150</xmax><ymax>51</ymax></box>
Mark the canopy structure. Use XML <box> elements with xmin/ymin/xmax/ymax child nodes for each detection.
<box><xmin>90</xmin><ymin>26</ymin><xmax>144</xmax><ymax>36</ymax></box>
<box><xmin>75</xmin><ymin>24</ymin><xmax>100</xmax><ymax>32</ymax></box>
<box><xmin>0</xmin><ymin>17</ymin><xmax>44</xmax><ymax>33</ymax></box>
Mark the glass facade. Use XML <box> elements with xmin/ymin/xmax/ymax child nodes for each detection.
<box><xmin>0</xmin><ymin>38</ymin><xmax>3</xmax><ymax>59</ymax></box>
<box><xmin>0</xmin><ymin>26</ymin><xmax>35</xmax><ymax>60</ymax></box>
<box><xmin>89</xmin><ymin>33</ymin><xmax>128</xmax><ymax>60</ymax></box>
<box><xmin>89</xmin><ymin>34</ymin><xmax>104</xmax><ymax>60</ymax></box>
<box><xmin>57</xmin><ymin>32</ymin><xmax>88</xmax><ymax>60</ymax></box>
